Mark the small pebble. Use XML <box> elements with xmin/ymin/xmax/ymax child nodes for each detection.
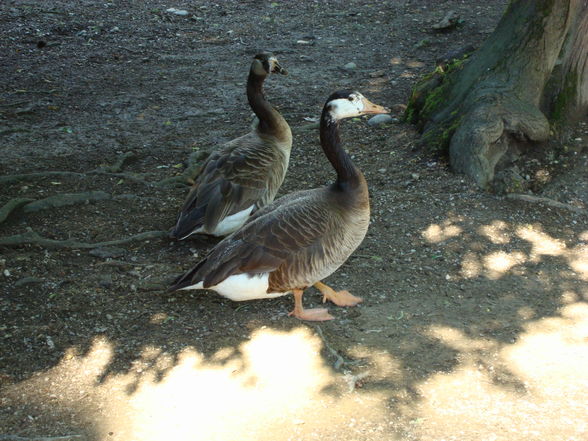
<box><xmin>343</xmin><ymin>62</ymin><xmax>357</xmax><ymax>70</ymax></box>
<box><xmin>369</xmin><ymin>70</ymin><xmax>386</xmax><ymax>78</ymax></box>
<box><xmin>166</xmin><ymin>7</ymin><xmax>189</xmax><ymax>16</ymax></box>
<box><xmin>368</xmin><ymin>114</ymin><xmax>394</xmax><ymax>126</ymax></box>
<box><xmin>99</xmin><ymin>275</ymin><xmax>113</xmax><ymax>289</ymax></box>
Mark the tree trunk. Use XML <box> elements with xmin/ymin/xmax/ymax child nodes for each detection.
<box><xmin>406</xmin><ymin>0</ymin><xmax>588</xmax><ymax>189</ymax></box>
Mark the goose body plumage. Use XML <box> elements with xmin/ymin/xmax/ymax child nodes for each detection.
<box><xmin>174</xmin><ymin>185</ymin><xmax>370</xmax><ymax>299</ymax></box>
<box><xmin>171</xmin><ymin>53</ymin><xmax>291</xmax><ymax>239</ymax></box>
<box><xmin>169</xmin><ymin>90</ymin><xmax>389</xmax><ymax>320</ymax></box>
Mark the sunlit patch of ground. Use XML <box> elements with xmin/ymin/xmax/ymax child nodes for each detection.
<box><xmin>1</xmin><ymin>328</ymin><xmax>392</xmax><ymax>441</ymax></box>
<box><xmin>414</xmin><ymin>302</ymin><xmax>588</xmax><ymax>441</ymax></box>
<box><xmin>3</xmin><ymin>299</ymin><xmax>588</xmax><ymax>441</ymax></box>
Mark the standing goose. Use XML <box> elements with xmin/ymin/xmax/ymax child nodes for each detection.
<box><xmin>171</xmin><ymin>53</ymin><xmax>291</xmax><ymax>239</ymax></box>
<box><xmin>168</xmin><ymin>90</ymin><xmax>389</xmax><ymax>321</ymax></box>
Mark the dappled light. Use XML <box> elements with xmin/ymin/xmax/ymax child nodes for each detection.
<box><xmin>479</xmin><ymin>220</ymin><xmax>511</xmax><ymax>244</ymax></box>
<box><xmin>3</xmin><ymin>300</ymin><xmax>588</xmax><ymax>440</ymax></box>
<box><xmin>2</xmin><ymin>328</ymin><xmax>395</xmax><ymax>441</ymax></box>
<box><xmin>483</xmin><ymin>250</ymin><xmax>526</xmax><ymax>279</ymax></box>
<box><xmin>414</xmin><ymin>302</ymin><xmax>588</xmax><ymax>441</ymax></box>
<box><xmin>423</xmin><ymin>218</ymin><xmax>588</xmax><ymax>282</ymax></box>
<box><xmin>422</xmin><ymin>221</ymin><xmax>463</xmax><ymax>243</ymax></box>
<box><xmin>516</xmin><ymin>225</ymin><xmax>567</xmax><ymax>261</ymax></box>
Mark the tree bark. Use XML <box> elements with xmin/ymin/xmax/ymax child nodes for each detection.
<box><xmin>406</xmin><ymin>0</ymin><xmax>588</xmax><ymax>189</ymax></box>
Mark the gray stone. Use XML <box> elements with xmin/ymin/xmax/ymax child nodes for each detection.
<box><xmin>99</xmin><ymin>275</ymin><xmax>113</xmax><ymax>289</ymax></box>
<box><xmin>166</xmin><ymin>7</ymin><xmax>189</xmax><ymax>16</ymax></box>
<box><xmin>343</xmin><ymin>62</ymin><xmax>357</xmax><ymax>70</ymax></box>
<box><xmin>368</xmin><ymin>114</ymin><xmax>394</xmax><ymax>127</ymax></box>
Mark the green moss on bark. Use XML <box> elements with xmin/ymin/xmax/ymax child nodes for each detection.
<box><xmin>405</xmin><ymin>57</ymin><xmax>469</xmax><ymax>151</ymax></box>
<box><xmin>420</xmin><ymin>115</ymin><xmax>463</xmax><ymax>153</ymax></box>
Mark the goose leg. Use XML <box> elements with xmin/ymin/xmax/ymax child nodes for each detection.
<box><xmin>288</xmin><ymin>289</ymin><xmax>334</xmax><ymax>321</ymax></box>
<box><xmin>314</xmin><ymin>281</ymin><xmax>363</xmax><ymax>307</ymax></box>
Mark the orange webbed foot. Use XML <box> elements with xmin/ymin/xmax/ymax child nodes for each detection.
<box><xmin>314</xmin><ymin>282</ymin><xmax>363</xmax><ymax>307</ymax></box>
<box><xmin>289</xmin><ymin>288</ymin><xmax>335</xmax><ymax>321</ymax></box>
<box><xmin>288</xmin><ymin>307</ymin><xmax>334</xmax><ymax>321</ymax></box>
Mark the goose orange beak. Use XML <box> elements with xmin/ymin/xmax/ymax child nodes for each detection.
<box><xmin>361</xmin><ymin>98</ymin><xmax>390</xmax><ymax>115</ymax></box>
<box><xmin>272</xmin><ymin>61</ymin><xmax>288</xmax><ymax>75</ymax></box>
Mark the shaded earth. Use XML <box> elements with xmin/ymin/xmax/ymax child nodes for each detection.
<box><xmin>1</xmin><ymin>1</ymin><xmax>587</xmax><ymax>440</ymax></box>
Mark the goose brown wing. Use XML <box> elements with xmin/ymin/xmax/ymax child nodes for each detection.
<box><xmin>172</xmin><ymin>189</ymin><xmax>334</xmax><ymax>290</ymax></box>
<box><xmin>173</xmin><ymin>134</ymin><xmax>279</xmax><ymax>237</ymax></box>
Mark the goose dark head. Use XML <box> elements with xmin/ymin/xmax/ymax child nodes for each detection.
<box><xmin>251</xmin><ymin>52</ymin><xmax>288</xmax><ymax>76</ymax></box>
<box><xmin>323</xmin><ymin>90</ymin><xmax>390</xmax><ymax>121</ymax></box>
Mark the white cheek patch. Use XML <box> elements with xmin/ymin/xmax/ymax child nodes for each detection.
<box><xmin>329</xmin><ymin>98</ymin><xmax>364</xmax><ymax>120</ymax></box>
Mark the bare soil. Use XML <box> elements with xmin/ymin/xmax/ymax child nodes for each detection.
<box><xmin>1</xmin><ymin>1</ymin><xmax>587</xmax><ymax>441</ymax></box>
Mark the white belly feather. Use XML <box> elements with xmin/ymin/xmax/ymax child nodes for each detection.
<box><xmin>180</xmin><ymin>272</ymin><xmax>288</xmax><ymax>301</ymax></box>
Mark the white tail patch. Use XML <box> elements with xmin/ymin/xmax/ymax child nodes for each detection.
<box><xmin>181</xmin><ymin>205</ymin><xmax>255</xmax><ymax>239</ymax></box>
<box><xmin>207</xmin><ymin>205</ymin><xmax>255</xmax><ymax>237</ymax></box>
<box><xmin>181</xmin><ymin>272</ymin><xmax>288</xmax><ymax>301</ymax></box>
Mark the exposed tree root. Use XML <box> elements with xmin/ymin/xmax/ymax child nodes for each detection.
<box><xmin>22</xmin><ymin>191</ymin><xmax>112</xmax><ymax>213</ymax></box>
<box><xmin>0</xmin><ymin>197</ymin><xmax>35</xmax><ymax>224</ymax></box>
<box><xmin>506</xmin><ymin>193</ymin><xmax>588</xmax><ymax>215</ymax></box>
<box><xmin>0</xmin><ymin>193</ymin><xmax>168</xmax><ymax>227</ymax></box>
<box><xmin>154</xmin><ymin>175</ymin><xmax>194</xmax><ymax>187</ymax></box>
<box><xmin>0</xmin><ymin>151</ymin><xmax>208</xmax><ymax>248</ymax></box>
<box><xmin>155</xmin><ymin>150</ymin><xmax>210</xmax><ymax>187</ymax></box>
<box><xmin>0</xmin><ymin>435</ymin><xmax>83</xmax><ymax>441</ymax></box>
<box><xmin>98</xmin><ymin>151</ymin><xmax>136</xmax><ymax>173</ymax></box>
<box><xmin>0</xmin><ymin>230</ymin><xmax>169</xmax><ymax>249</ymax></box>
<box><xmin>88</xmin><ymin>170</ymin><xmax>153</xmax><ymax>186</ymax></box>
<box><xmin>449</xmin><ymin>95</ymin><xmax>550</xmax><ymax>187</ymax></box>
<box><xmin>0</xmin><ymin>150</ymin><xmax>206</xmax><ymax>188</ymax></box>
<box><xmin>0</xmin><ymin>171</ymin><xmax>85</xmax><ymax>185</ymax></box>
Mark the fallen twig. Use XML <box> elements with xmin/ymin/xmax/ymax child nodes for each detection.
<box><xmin>0</xmin><ymin>230</ymin><xmax>168</xmax><ymax>249</ymax></box>
<box><xmin>506</xmin><ymin>193</ymin><xmax>587</xmax><ymax>215</ymax></box>
<box><xmin>314</xmin><ymin>325</ymin><xmax>359</xmax><ymax>371</ymax></box>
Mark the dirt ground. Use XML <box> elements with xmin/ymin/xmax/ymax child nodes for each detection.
<box><xmin>1</xmin><ymin>1</ymin><xmax>587</xmax><ymax>440</ymax></box>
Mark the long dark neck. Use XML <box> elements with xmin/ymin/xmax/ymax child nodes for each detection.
<box><xmin>320</xmin><ymin>111</ymin><xmax>361</xmax><ymax>187</ymax></box>
<box><xmin>246</xmin><ymin>71</ymin><xmax>285</xmax><ymax>136</ymax></box>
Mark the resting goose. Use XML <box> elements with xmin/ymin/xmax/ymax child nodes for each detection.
<box><xmin>168</xmin><ymin>90</ymin><xmax>389</xmax><ymax>321</ymax></box>
<box><xmin>171</xmin><ymin>53</ymin><xmax>291</xmax><ymax>239</ymax></box>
